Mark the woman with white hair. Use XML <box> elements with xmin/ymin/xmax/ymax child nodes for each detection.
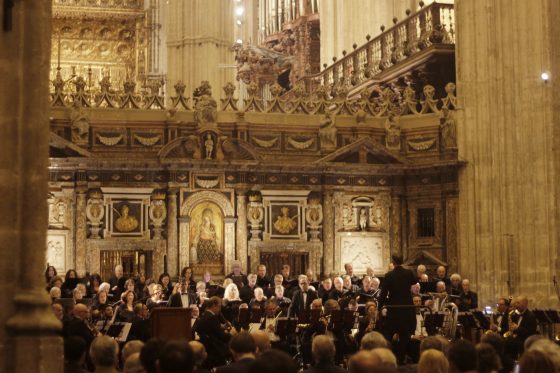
<box><xmin>222</xmin><ymin>283</ymin><xmax>242</xmax><ymax>323</ymax></box>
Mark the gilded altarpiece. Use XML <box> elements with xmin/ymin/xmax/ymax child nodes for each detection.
<box><xmin>179</xmin><ymin>190</ymin><xmax>236</xmax><ymax>278</ymax></box>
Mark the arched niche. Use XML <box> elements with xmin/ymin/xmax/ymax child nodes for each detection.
<box><xmin>179</xmin><ymin>191</ymin><xmax>236</xmax><ymax>277</ymax></box>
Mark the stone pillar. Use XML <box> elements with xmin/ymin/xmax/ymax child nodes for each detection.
<box><xmin>322</xmin><ymin>191</ymin><xmax>335</xmax><ymax>275</ymax></box>
<box><xmin>0</xmin><ymin>0</ymin><xmax>63</xmax><ymax>371</ymax></box>
<box><xmin>167</xmin><ymin>190</ymin><xmax>178</xmax><ymax>277</ymax></box>
<box><xmin>224</xmin><ymin>217</ymin><xmax>237</xmax><ymax>274</ymax></box>
<box><xmin>236</xmin><ymin>192</ymin><xmax>248</xmax><ymax>271</ymax></box>
<box><xmin>391</xmin><ymin>195</ymin><xmax>402</xmax><ymax>257</ymax></box>
<box><xmin>456</xmin><ymin>0</ymin><xmax>560</xmax><ymax>307</ymax></box>
<box><xmin>166</xmin><ymin>0</ymin><xmax>236</xmax><ymax>100</ymax></box>
<box><xmin>75</xmin><ymin>188</ymin><xmax>87</xmax><ymax>275</ymax></box>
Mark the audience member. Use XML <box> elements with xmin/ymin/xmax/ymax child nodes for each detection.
<box><xmin>447</xmin><ymin>340</ymin><xmax>477</xmax><ymax>373</ymax></box>
<box><xmin>90</xmin><ymin>336</ymin><xmax>119</xmax><ymax>373</ymax></box>
<box><xmin>157</xmin><ymin>341</ymin><xmax>194</xmax><ymax>373</ymax></box>
<box><xmin>64</xmin><ymin>336</ymin><xmax>88</xmax><ymax>373</ymax></box>
<box><xmin>215</xmin><ymin>331</ymin><xmax>256</xmax><ymax>373</ymax></box>
<box><xmin>417</xmin><ymin>349</ymin><xmax>448</xmax><ymax>373</ymax></box>
<box><xmin>303</xmin><ymin>335</ymin><xmax>345</xmax><ymax>373</ymax></box>
<box><xmin>248</xmin><ymin>349</ymin><xmax>297</xmax><ymax>373</ymax></box>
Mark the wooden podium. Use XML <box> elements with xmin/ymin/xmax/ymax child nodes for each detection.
<box><xmin>151</xmin><ymin>308</ymin><xmax>192</xmax><ymax>341</ymax></box>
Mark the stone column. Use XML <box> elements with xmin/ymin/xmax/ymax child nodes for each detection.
<box><xmin>0</xmin><ymin>0</ymin><xmax>63</xmax><ymax>371</ymax></box>
<box><xmin>391</xmin><ymin>195</ymin><xmax>402</xmax><ymax>257</ymax></box>
<box><xmin>456</xmin><ymin>0</ymin><xmax>560</xmax><ymax>307</ymax></box>
<box><xmin>322</xmin><ymin>191</ymin><xmax>335</xmax><ymax>275</ymax></box>
<box><xmin>75</xmin><ymin>188</ymin><xmax>87</xmax><ymax>275</ymax></box>
<box><xmin>167</xmin><ymin>190</ymin><xmax>178</xmax><ymax>277</ymax></box>
<box><xmin>236</xmin><ymin>192</ymin><xmax>248</xmax><ymax>271</ymax></box>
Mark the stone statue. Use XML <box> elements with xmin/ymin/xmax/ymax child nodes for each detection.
<box><xmin>274</xmin><ymin>207</ymin><xmax>298</xmax><ymax>234</ymax></box>
<box><xmin>193</xmin><ymin>81</ymin><xmax>218</xmax><ymax>127</ymax></box>
<box><xmin>440</xmin><ymin>107</ymin><xmax>457</xmax><ymax>149</ymax></box>
<box><xmin>114</xmin><ymin>205</ymin><xmax>139</xmax><ymax>232</ymax></box>
<box><xmin>70</xmin><ymin>101</ymin><xmax>90</xmax><ymax>145</ymax></box>
<box><xmin>319</xmin><ymin>111</ymin><xmax>337</xmax><ymax>149</ymax></box>
<box><xmin>359</xmin><ymin>208</ymin><xmax>367</xmax><ymax>231</ymax></box>
<box><xmin>385</xmin><ymin>111</ymin><xmax>401</xmax><ymax>151</ymax></box>
<box><xmin>205</xmin><ymin>134</ymin><xmax>214</xmax><ymax>160</ymax></box>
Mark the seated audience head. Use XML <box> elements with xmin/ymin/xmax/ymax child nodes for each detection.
<box><xmin>140</xmin><ymin>338</ymin><xmax>166</xmax><ymax>373</ymax></box>
<box><xmin>64</xmin><ymin>336</ymin><xmax>87</xmax><ymax>364</ymax></box>
<box><xmin>524</xmin><ymin>334</ymin><xmax>545</xmax><ymax>351</ymax></box>
<box><xmin>90</xmin><ymin>336</ymin><xmax>119</xmax><ymax>369</ymax></box>
<box><xmin>418</xmin><ymin>349</ymin><xmax>448</xmax><ymax>373</ymax></box>
<box><xmin>188</xmin><ymin>341</ymin><xmax>207</xmax><ymax>369</ymax></box>
<box><xmin>420</xmin><ymin>336</ymin><xmax>444</xmax><ymax>353</ymax></box>
<box><xmin>447</xmin><ymin>340</ymin><xmax>477</xmax><ymax>373</ymax></box>
<box><xmin>528</xmin><ymin>339</ymin><xmax>560</xmax><ymax>370</ymax></box>
<box><xmin>248</xmin><ymin>349</ymin><xmax>297</xmax><ymax>373</ymax></box>
<box><xmin>157</xmin><ymin>341</ymin><xmax>194</xmax><ymax>373</ymax></box>
<box><xmin>311</xmin><ymin>335</ymin><xmax>336</xmax><ymax>365</ymax></box>
<box><xmin>348</xmin><ymin>350</ymin><xmax>381</xmax><ymax>373</ymax></box>
<box><xmin>123</xmin><ymin>352</ymin><xmax>143</xmax><ymax>373</ymax></box>
<box><xmin>122</xmin><ymin>340</ymin><xmax>145</xmax><ymax>363</ymax></box>
<box><xmin>229</xmin><ymin>331</ymin><xmax>256</xmax><ymax>360</ymax></box>
<box><xmin>480</xmin><ymin>332</ymin><xmax>505</xmax><ymax>356</ymax></box>
<box><xmin>476</xmin><ymin>342</ymin><xmax>501</xmax><ymax>373</ymax></box>
<box><xmin>360</xmin><ymin>331</ymin><xmax>389</xmax><ymax>350</ymax></box>
<box><xmin>519</xmin><ymin>350</ymin><xmax>556</xmax><ymax>373</ymax></box>
<box><xmin>250</xmin><ymin>330</ymin><xmax>270</xmax><ymax>354</ymax></box>
<box><xmin>372</xmin><ymin>347</ymin><xmax>397</xmax><ymax>369</ymax></box>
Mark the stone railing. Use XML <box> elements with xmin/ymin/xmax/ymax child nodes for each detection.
<box><xmin>285</xmin><ymin>1</ymin><xmax>455</xmax><ymax>97</ymax></box>
<box><xmin>52</xmin><ymin>0</ymin><xmax>143</xmax><ymax>9</ymax></box>
<box><xmin>49</xmin><ymin>75</ymin><xmax>457</xmax><ymax>118</ymax></box>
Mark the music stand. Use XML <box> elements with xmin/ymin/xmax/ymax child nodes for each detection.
<box><xmin>250</xmin><ymin>308</ymin><xmax>264</xmax><ymax>323</ymax></box>
<box><xmin>106</xmin><ymin>322</ymin><xmax>131</xmax><ymax>343</ymax></box>
<box><xmin>472</xmin><ymin>311</ymin><xmax>490</xmax><ymax>329</ymax></box>
<box><xmin>237</xmin><ymin>307</ymin><xmax>250</xmax><ymax>325</ymax></box>
<box><xmin>276</xmin><ymin>317</ymin><xmax>297</xmax><ymax>339</ymax></box>
<box><xmin>424</xmin><ymin>312</ymin><xmax>444</xmax><ymax>335</ymax></box>
<box><xmin>151</xmin><ymin>308</ymin><xmax>192</xmax><ymax>341</ymax></box>
<box><xmin>545</xmin><ymin>309</ymin><xmax>560</xmax><ymax>323</ymax></box>
<box><xmin>458</xmin><ymin>313</ymin><xmax>478</xmax><ymax>329</ymax></box>
<box><xmin>533</xmin><ymin>309</ymin><xmax>552</xmax><ymax>324</ymax></box>
<box><xmin>420</xmin><ymin>281</ymin><xmax>437</xmax><ymax>294</ymax></box>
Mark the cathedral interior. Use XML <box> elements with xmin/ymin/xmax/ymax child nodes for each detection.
<box><xmin>1</xmin><ymin>0</ymin><xmax>560</xmax><ymax>370</ymax></box>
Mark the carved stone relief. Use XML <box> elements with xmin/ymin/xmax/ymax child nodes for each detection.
<box><xmin>149</xmin><ymin>192</ymin><xmax>167</xmax><ymax>240</ymax></box>
<box><xmin>306</xmin><ymin>198</ymin><xmax>323</xmax><ymax>242</ymax></box>
<box><xmin>86</xmin><ymin>190</ymin><xmax>104</xmax><ymax>238</ymax></box>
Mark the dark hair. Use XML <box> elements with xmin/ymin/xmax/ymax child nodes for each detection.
<box><xmin>420</xmin><ymin>336</ymin><xmax>444</xmax><ymax>353</ymax></box>
<box><xmin>89</xmin><ymin>273</ymin><xmax>102</xmax><ymax>287</ymax></box>
<box><xmin>447</xmin><ymin>340</ymin><xmax>477</xmax><ymax>372</ymax></box>
<box><xmin>207</xmin><ymin>296</ymin><xmax>222</xmax><ymax>308</ymax></box>
<box><xmin>140</xmin><ymin>338</ymin><xmax>166</xmax><ymax>373</ymax></box>
<box><xmin>65</xmin><ymin>269</ymin><xmax>78</xmax><ymax>279</ymax></box>
<box><xmin>229</xmin><ymin>331</ymin><xmax>256</xmax><ymax>354</ymax></box>
<box><xmin>519</xmin><ymin>350</ymin><xmax>556</xmax><ymax>373</ymax></box>
<box><xmin>158</xmin><ymin>341</ymin><xmax>194</xmax><ymax>373</ymax></box>
<box><xmin>64</xmin><ymin>336</ymin><xmax>86</xmax><ymax>362</ymax></box>
<box><xmin>45</xmin><ymin>265</ymin><xmax>57</xmax><ymax>283</ymax></box>
<box><xmin>249</xmin><ymin>349</ymin><xmax>297</xmax><ymax>373</ymax></box>
<box><xmin>480</xmin><ymin>332</ymin><xmax>505</xmax><ymax>355</ymax></box>
<box><xmin>391</xmin><ymin>255</ymin><xmax>403</xmax><ymax>266</ymax></box>
<box><xmin>476</xmin><ymin>343</ymin><xmax>501</xmax><ymax>373</ymax></box>
<box><xmin>181</xmin><ymin>267</ymin><xmax>193</xmax><ymax>280</ymax></box>
<box><xmin>158</xmin><ymin>273</ymin><xmax>171</xmax><ymax>285</ymax></box>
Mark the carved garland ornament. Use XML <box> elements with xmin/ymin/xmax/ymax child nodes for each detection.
<box><xmin>287</xmin><ymin>136</ymin><xmax>315</xmax><ymax>150</ymax></box>
<box><xmin>97</xmin><ymin>134</ymin><xmax>123</xmax><ymax>146</ymax></box>
<box><xmin>252</xmin><ymin>136</ymin><xmax>279</xmax><ymax>148</ymax></box>
<box><xmin>195</xmin><ymin>177</ymin><xmax>220</xmax><ymax>189</ymax></box>
<box><xmin>134</xmin><ymin>134</ymin><xmax>161</xmax><ymax>146</ymax></box>
<box><xmin>407</xmin><ymin>137</ymin><xmax>436</xmax><ymax>151</ymax></box>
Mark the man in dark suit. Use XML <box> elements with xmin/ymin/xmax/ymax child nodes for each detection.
<box><xmin>215</xmin><ymin>332</ymin><xmax>256</xmax><ymax>373</ymax></box>
<box><xmin>240</xmin><ymin>274</ymin><xmax>257</xmax><ymax>304</ymax></box>
<box><xmin>194</xmin><ymin>296</ymin><xmax>237</xmax><ymax>369</ymax></box>
<box><xmin>64</xmin><ymin>303</ymin><xmax>95</xmax><ymax>348</ymax></box>
<box><xmin>225</xmin><ymin>260</ymin><xmax>248</xmax><ymax>288</ymax></box>
<box><xmin>378</xmin><ymin>254</ymin><xmax>417</xmax><ymax>364</ymax></box>
<box><xmin>168</xmin><ymin>278</ymin><xmax>196</xmax><ymax>308</ymax></box>
<box><xmin>256</xmin><ymin>264</ymin><xmax>271</xmax><ymax>289</ymax></box>
<box><xmin>511</xmin><ymin>296</ymin><xmax>538</xmax><ymax>355</ymax></box>
<box><xmin>288</xmin><ymin>275</ymin><xmax>318</xmax><ymax>318</ymax></box>
<box><xmin>490</xmin><ymin>297</ymin><xmax>510</xmax><ymax>335</ymax></box>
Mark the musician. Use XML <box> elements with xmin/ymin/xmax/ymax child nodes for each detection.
<box><xmin>407</xmin><ymin>295</ymin><xmax>428</xmax><ymax>363</ymax></box>
<box><xmin>240</xmin><ymin>274</ymin><xmax>257</xmax><ymax>304</ymax></box>
<box><xmin>146</xmin><ymin>284</ymin><xmax>165</xmax><ymax>311</ymax></box>
<box><xmin>281</xmin><ymin>264</ymin><xmax>293</xmax><ymax>283</ymax></box>
<box><xmin>270</xmin><ymin>285</ymin><xmax>291</xmax><ymax>314</ymax></box>
<box><xmin>124</xmin><ymin>278</ymin><xmax>138</xmax><ymax>300</ymax></box>
<box><xmin>306</xmin><ymin>268</ymin><xmax>320</xmax><ymax>290</ymax></box>
<box><xmin>180</xmin><ymin>266</ymin><xmax>197</xmax><ymax>292</ymax></box>
<box><xmin>433</xmin><ymin>265</ymin><xmax>450</xmax><ymax>287</ymax></box>
<box><xmin>448</xmin><ymin>273</ymin><xmax>462</xmax><ymax>297</ymax></box>
<box><xmin>416</xmin><ymin>264</ymin><xmax>428</xmax><ymax>282</ymax></box>
<box><xmin>266</xmin><ymin>274</ymin><xmax>284</xmax><ymax>298</ymax></box>
<box><xmin>344</xmin><ymin>263</ymin><xmax>360</xmax><ymax>285</ymax></box>
<box><xmin>168</xmin><ymin>278</ymin><xmax>196</xmax><ymax>308</ymax></box>
<box><xmin>222</xmin><ymin>283</ymin><xmax>242</xmax><ymax>323</ymax></box>
<box><xmin>357</xmin><ymin>276</ymin><xmax>379</xmax><ymax>304</ymax></box>
<box><xmin>458</xmin><ymin>279</ymin><xmax>478</xmax><ymax>311</ymax></box>
<box><xmin>194</xmin><ymin>296</ymin><xmax>237</xmax><ymax>369</ymax></box>
<box><xmin>128</xmin><ymin>303</ymin><xmax>150</xmax><ymax>342</ymax></box>
<box><xmin>355</xmin><ymin>301</ymin><xmax>382</xmax><ymax>344</ymax></box>
<box><xmin>203</xmin><ymin>270</ymin><xmax>215</xmax><ymax>289</ymax></box>
<box><xmin>300</xmin><ymin>299</ymin><xmax>326</xmax><ymax>366</ymax></box>
<box><xmin>510</xmin><ymin>296</ymin><xmax>537</xmax><ymax>350</ymax></box>
<box><xmin>289</xmin><ymin>275</ymin><xmax>318</xmax><ymax>317</ymax></box>
<box><xmin>61</xmin><ymin>269</ymin><xmax>79</xmax><ymax>298</ymax></box>
<box><xmin>490</xmin><ymin>297</ymin><xmax>510</xmax><ymax>334</ymax></box>
<box><xmin>432</xmin><ymin>281</ymin><xmax>449</xmax><ymax>311</ymax></box>
<box><xmin>343</xmin><ymin>275</ymin><xmax>359</xmax><ymax>293</ymax></box>
<box><xmin>87</xmin><ymin>273</ymin><xmax>102</xmax><ymax>297</ymax></box>
<box><xmin>225</xmin><ymin>260</ymin><xmax>248</xmax><ymax>289</ymax></box>
<box><xmin>108</xmin><ymin>265</ymin><xmax>126</xmax><ymax>300</ymax></box>
<box><xmin>45</xmin><ymin>265</ymin><xmax>57</xmax><ymax>287</ymax></box>
<box><xmin>261</xmin><ymin>300</ymin><xmax>281</xmax><ymax>343</ymax></box>
<box><xmin>322</xmin><ymin>299</ymin><xmax>345</xmax><ymax>365</ymax></box>
<box><xmin>64</xmin><ymin>303</ymin><xmax>95</xmax><ymax>349</ymax></box>
<box><xmin>249</xmin><ymin>287</ymin><xmax>267</xmax><ymax>310</ymax></box>
<box><xmin>256</xmin><ymin>264</ymin><xmax>271</xmax><ymax>289</ymax></box>
<box><xmin>377</xmin><ymin>254</ymin><xmax>417</xmax><ymax>365</ymax></box>
<box><xmin>118</xmin><ymin>289</ymin><xmax>137</xmax><ymax>322</ymax></box>
<box><xmin>318</xmin><ymin>278</ymin><xmax>333</xmax><ymax>303</ymax></box>
<box><xmin>158</xmin><ymin>272</ymin><xmax>173</xmax><ymax>301</ymax></box>
<box><xmin>328</xmin><ymin>277</ymin><xmax>346</xmax><ymax>302</ymax></box>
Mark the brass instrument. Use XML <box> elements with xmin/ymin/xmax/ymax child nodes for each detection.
<box><xmin>503</xmin><ymin>310</ymin><xmax>517</xmax><ymax>339</ymax></box>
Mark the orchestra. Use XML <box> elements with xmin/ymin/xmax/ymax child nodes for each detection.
<box><xmin>54</xmin><ymin>262</ymin><xmax>548</xmax><ymax>371</ymax></box>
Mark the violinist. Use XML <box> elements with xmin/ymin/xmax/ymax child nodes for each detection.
<box><xmin>194</xmin><ymin>296</ymin><xmax>237</xmax><ymax>368</ymax></box>
<box><xmin>261</xmin><ymin>300</ymin><xmax>281</xmax><ymax>342</ymax></box>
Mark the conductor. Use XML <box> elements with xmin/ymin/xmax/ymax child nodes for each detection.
<box><xmin>378</xmin><ymin>254</ymin><xmax>417</xmax><ymax>364</ymax></box>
